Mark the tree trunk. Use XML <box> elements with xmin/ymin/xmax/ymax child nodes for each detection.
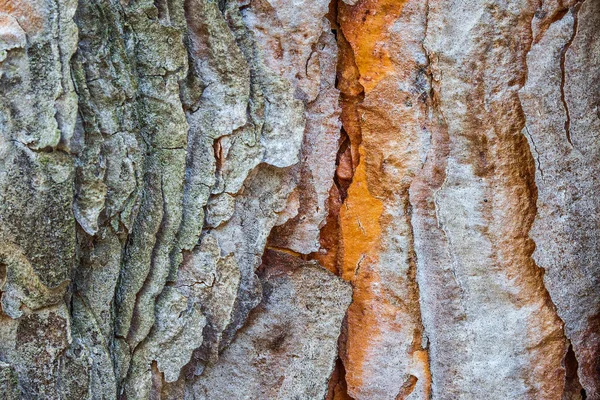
<box><xmin>0</xmin><ymin>0</ymin><xmax>598</xmax><ymax>399</ymax></box>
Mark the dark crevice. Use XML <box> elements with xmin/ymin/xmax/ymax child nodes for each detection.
<box><xmin>562</xmin><ymin>343</ymin><xmax>585</xmax><ymax>399</ymax></box>
<box><xmin>322</xmin><ymin>1</ymin><xmax>366</xmax><ymax>399</ymax></box>
<box><xmin>559</xmin><ymin>2</ymin><xmax>583</xmax><ymax>148</ymax></box>
<box><xmin>154</xmin><ymin>0</ymin><xmax>169</xmax><ymax>22</ymax></box>
<box><xmin>0</xmin><ymin>262</ymin><xmax>5</xmax><ymax>316</ymax></box>
<box><xmin>0</xmin><ymin>262</ymin><xmax>6</xmax><ymax>288</ymax></box>
<box><xmin>334</xmin><ymin>129</ymin><xmax>353</xmax><ymax>201</ymax></box>
<box><xmin>326</xmin><ymin>357</ymin><xmax>355</xmax><ymax>400</ymax></box>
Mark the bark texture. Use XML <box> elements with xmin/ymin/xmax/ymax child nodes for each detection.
<box><xmin>0</xmin><ymin>0</ymin><xmax>598</xmax><ymax>399</ymax></box>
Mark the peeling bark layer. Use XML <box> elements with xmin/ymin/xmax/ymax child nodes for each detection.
<box><xmin>0</xmin><ymin>0</ymin><xmax>598</xmax><ymax>399</ymax></box>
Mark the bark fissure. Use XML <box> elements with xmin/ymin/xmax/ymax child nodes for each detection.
<box><xmin>558</xmin><ymin>2</ymin><xmax>583</xmax><ymax>148</ymax></box>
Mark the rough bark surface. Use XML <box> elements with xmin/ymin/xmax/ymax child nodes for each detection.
<box><xmin>0</xmin><ymin>0</ymin><xmax>598</xmax><ymax>399</ymax></box>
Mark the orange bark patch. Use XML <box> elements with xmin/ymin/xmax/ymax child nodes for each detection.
<box><xmin>338</xmin><ymin>0</ymin><xmax>406</xmax><ymax>93</ymax></box>
<box><xmin>339</xmin><ymin>147</ymin><xmax>382</xmax><ymax>282</ymax></box>
<box><xmin>0</xmin><ymin>0</ymin><xmax>45</xmax><ymax>35</ymax></box>
<box><xmin>411</xmin><ymin>349</ymin><xmax>431</xmax><ymax>398</ymax></box>
<box><xmin>338</xmin><ymin>146</ymin><xmax>383</xmax><ymax>391</ymax></box>
<box><xmin>325</xmin><ymin>1</ymin><xmax>432</xmax><ymax>397</ymax></box>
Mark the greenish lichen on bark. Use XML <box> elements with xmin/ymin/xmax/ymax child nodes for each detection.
<box><xmin>0</xmin><ymin>0</ymin><xmax>348</xmax><ymax>398</ymax></box>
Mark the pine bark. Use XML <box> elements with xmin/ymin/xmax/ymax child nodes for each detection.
<box><xmin>0</xmin><ymin>0</ymin><xmax>598</xmax><ymax>399</ymax></box>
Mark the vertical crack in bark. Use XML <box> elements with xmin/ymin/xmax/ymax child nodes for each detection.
<box><xmin>320</xmin><ymin>1</ymin><xmax>361</xmax><ymax>398</ymax></box>
<box><xmin>325</xmin><ymin>0</ymin><xmax>433</xmax><ymax>397</ymax></box>
<box><xmin>563</xmin><ymin>342</ymin><xmax>586</xmax><ymax>399</ymax></box>
<box><xmin>559</xmin><ymin>2</ymin><xmax>583</xmax><ymax>148</ymax></box>
<box><xmin>524</xmin><ymin>124</ymin><xmax>544</xmax><ymax>180</ymax></box>
<box><xmin>521</xmin><ymin>8</ymin><xmax>584</xmax><ymax>398</ymax></box>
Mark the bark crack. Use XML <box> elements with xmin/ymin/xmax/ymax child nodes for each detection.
<box><xmin>524</xmin><ymin>124</ymin><xmax>544</xmax><ymax>180</ymax></box>
<box><xmin>559</xmin><ymin>2</ymin><xmax>584</xmax><ymax>148</ymax></box>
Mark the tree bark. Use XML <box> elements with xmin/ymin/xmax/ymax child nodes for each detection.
<box><xmin>0</xmin><ymin>0</ymin><xmax>598</xmax><ymax>399</ymax></box>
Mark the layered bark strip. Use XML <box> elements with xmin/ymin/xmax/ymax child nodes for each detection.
<box><xmin>0</xmin><ymin>0</ymin><xmax>598</xmax><ymax>399</ymax></box>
